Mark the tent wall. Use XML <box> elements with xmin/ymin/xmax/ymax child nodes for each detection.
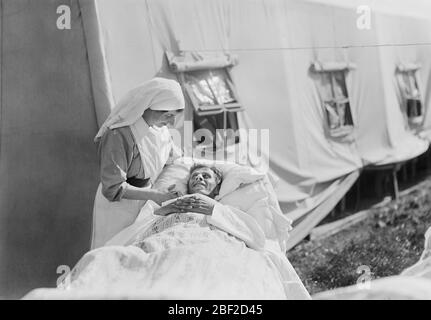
<box><xmin>299</xmin><ymin>0</ymin><xmax>429</xmax><ymax>165</ymax></box>
<box><xmin>309</xmin><ymin>0</ymin><xmax>431</xmax><ymax>150</ymax></box>
<box><xmin>370</xmin><ymin>11</ymin><xmax>430</xmax><ymax>163</ymax></box>
<box><xmin>94</xmin><ymin>0</ymin><xmax>362</xmax><ymax>219</ymax></box>
<box><xmin>0</xmin><ymin>0</ymin><xmax>100</xmax><ymax>298</ymax></box>
<box><xmin>397</xmin><ymin>15</ymin><xmax>431</xmax><ymax>139</ymax></box>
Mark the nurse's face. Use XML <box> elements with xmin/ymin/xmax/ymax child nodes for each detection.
<box><xmin>143</xmin><ymin>109</ymin><xmax>184</xmax><ymax>129</ymax></box>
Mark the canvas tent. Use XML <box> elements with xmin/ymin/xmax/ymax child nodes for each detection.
<box><xmin>280</xmin><ymin>0</ymin><xmax>431</xmax><ymax>246</ymax></box>
<box><xmin>307</xmin><ymin>0</ymin><xmax>431</xmax><ymax>163</ymax></box>
<box><xmin>92</xmin><ymin>0</ymin><xmax>430</xmax><ymax>241</ymax></box>
<box><xmin>1</xmin><ymin>0</ymin><xmax>431</xmax><ymax>298</ymax></box>
<box><xmin>0</xmin><ymin>0</ymin><xmax>100</xmax><ymax>298</ymax></box>
<box><xmin>382</xmin><ymin>2</ymin><xmax>431</xmax><ymax>142</ymax></box>
<box><xmin>92</xmin><ymin>0</ymin><xmax>364</xmax><ymax>244</ymax></box>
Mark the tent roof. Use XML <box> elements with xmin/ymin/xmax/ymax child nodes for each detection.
<box><xmin>307</xmin><ymin>0</ymin><xmax>431</xmax><ymax>20</ymax></box>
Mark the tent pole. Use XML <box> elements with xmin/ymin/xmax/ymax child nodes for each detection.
<box><xmin>223</xmin><ymin>107</ymin><xmax>227</xmax><ymax>159</ymax></box>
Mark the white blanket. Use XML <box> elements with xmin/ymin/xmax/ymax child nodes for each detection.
<box><xmin>23</xmin><ymin>200</ymin><xmax>310</xmax><ymax>300</ymax></box>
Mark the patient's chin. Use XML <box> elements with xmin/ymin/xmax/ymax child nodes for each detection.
<box><xmin>191</xmin><ymin>187</ymin><xmax>210</xmax><ymax>196</ymax></box>
<box><xmin>193</xmin><ymin>189</ymin><xmax>218</xmax><ymax>200</ymax></box>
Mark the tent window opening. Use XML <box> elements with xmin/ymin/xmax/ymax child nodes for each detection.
<box><xmin>316</xmin><ymin>70</ymin><xmax>354</xmax><ymax>138</ymax></box>
<box><xmin>183</xmin><ymin>68</ymin><xmax>243</xmax><ymax>148</ymax></box>
<box><xmin>185</xmin><ymin>69</ymin><xmax>237</xmax><ymax>107</ymax></box>
<box><xmin>398</xmin><ymin>69</ymin><xmax>423</xmax><ymax>127</ymax></box>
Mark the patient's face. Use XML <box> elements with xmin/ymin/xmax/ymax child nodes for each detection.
<box><xmin>188</xmin><ymin>167</ymin><xmax>219</xmax><ymax>197</ymax></box>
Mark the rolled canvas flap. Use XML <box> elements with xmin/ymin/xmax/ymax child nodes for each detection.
<box><xmin>397</xmin><ymin>63</ymin><xmax>421</xmax><ymax>72</ymax></box>
<box><xmin>311</xmin><ymin>61</ymin><xmax>357</xmax><ymax>72</ymax></box>
<box><xmin>166</xmin><ymin>51</ymin><xmax>239</xmax><ymax>72</ymax></box>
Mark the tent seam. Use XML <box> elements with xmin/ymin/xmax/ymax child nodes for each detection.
<box><xmin>144</xmin><ymin>0</ymin><xmax>158</xmax><ymax>74</ymax></box>
<box><xmin>77</xmin><ymin>0</ymin><xmax>99</xmax><ymax>133</ymax></box>
<box><xmin>0</xmin><ymin>0</ymin><xmax>3</xmax><ymax>163</ymax></box>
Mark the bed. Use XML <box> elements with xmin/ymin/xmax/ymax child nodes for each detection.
<box><xmin>23</xmin><ymin>158</ymin><xmax>311</xmax><ymax>300</ymax></box>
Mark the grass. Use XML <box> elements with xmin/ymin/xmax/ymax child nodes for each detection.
<box><xmin>287</xmin><ymin>184</ymin><xmax>431</xmax><ymax>295</ymax></box>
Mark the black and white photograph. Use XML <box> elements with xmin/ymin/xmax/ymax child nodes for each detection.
<box><xmin>1</xmin><ymin>0</ymin><xmax>431</xmax><ymax>304</ymax></box>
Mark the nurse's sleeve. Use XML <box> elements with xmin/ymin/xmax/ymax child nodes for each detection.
<box><xmin>98</xmin><ymin>129</ymin><xmax>134</xmax><ymax>202</ymax></box>
<box><xmin>206</xmin><ymin>203</ymin><xmax>266</xmax><ymax>250</ymax></box>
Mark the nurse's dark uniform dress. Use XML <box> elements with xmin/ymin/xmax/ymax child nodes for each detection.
<box><xmin>91</xmin><ymin>117</ymin><xmax>179</xmax><ymax>249</ymax></box>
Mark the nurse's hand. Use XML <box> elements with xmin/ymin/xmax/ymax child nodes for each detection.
<box><xmin>168</xmin><ymin>184</ymin><xmax>184</xmax><ymax>198</ymax></box>
<box><xmin>152</xmin><ymin>191</ymin><xmax>178</xmax><ymax>206</ymax></box>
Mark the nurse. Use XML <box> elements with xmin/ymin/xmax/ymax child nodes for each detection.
<box><xmin>91</xmin><ymin>78</ymin><xmax>185</xmax><ymax>249</ymax></box>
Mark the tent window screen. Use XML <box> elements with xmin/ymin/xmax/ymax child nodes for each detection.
<box><xmin>398</xmin><ymin>70</ymin><xmax>423</xmax><ymax>127</ymax></box>
<box><xmin>315</xmin><ymin>70</ymin><xmax>354</xmax><ymax>138</ymax></box>
<box><xmin>184</xmin><ymin>69</ymin><xmax>242</xmax><ymax>146</ymax></box>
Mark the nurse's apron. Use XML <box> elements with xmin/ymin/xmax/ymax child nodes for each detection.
<box><xmin>91</xmin><ymin>118</ymin><xmax>173</xmax><ymax>249</ymax></box>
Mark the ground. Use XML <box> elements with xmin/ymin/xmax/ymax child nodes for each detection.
<box><xmin>287</xmin><ymin>180</ymin><xmax>431</xmax><ymax>296</ymax></box>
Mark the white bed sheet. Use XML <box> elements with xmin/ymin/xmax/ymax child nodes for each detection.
<box><xmin>23</xmin><ymin>199</ymin><xmax>310</xmax><ymax>300</ymax></box>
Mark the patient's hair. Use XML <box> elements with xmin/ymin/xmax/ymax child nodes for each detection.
<box><xmin>188</xmin><ymin>164</ymin><xmax>223</xmax><ymax>196</ymax></box>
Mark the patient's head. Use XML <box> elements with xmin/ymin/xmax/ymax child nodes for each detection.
<box><xmin>187</xmin><ymin>164</ymin><xmax>223</xmax><ymax>198</ymax></box>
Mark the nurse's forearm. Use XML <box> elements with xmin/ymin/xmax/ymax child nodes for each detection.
<box><xmin>122</xmin><ymin>185</ymin><xmax>166</xmax><ymax>203</ymax></box>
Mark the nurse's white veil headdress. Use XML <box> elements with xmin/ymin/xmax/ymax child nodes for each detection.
<box><xmin>94</xmin><ymin>77</ymin><xmax>185</xmax><ymax>142</ymax></box>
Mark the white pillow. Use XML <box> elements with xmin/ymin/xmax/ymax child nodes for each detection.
<box><xmin>219</xmin><ymin>176</ymin><xmax>292</xmax><ymax>249</ymax></box>
<box><xmin>218</xmin><ymin>180</ymin><xmax>268</xmax><ymax>212</ymax></box>
<box><xmin>152</xmin><ymin>162</ymin><xmax>190</xmax><ymax>195</ymax></box>
<box><xmin>218</xmin><ymin>176</ymin><xmax>280</xmax><ymax>211</ymax></box>
<box><xmin>216</xmin><ymin>163</ymin><xmax>266</xmax><ymax>199</ymax></box>
<box><xmin>161</xmin><ymin>157</ymin><xmax>265</xmax><ymax>198</ymax></box>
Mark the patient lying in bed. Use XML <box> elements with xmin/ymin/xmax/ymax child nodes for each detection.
<box><xmin>124</xmin><ymin>163</ymin><xmax>267</xmax><ymax>254</ymax></box>
<box><xmin>24</xmin><ymin>164</ymin><xmax>310</xmax><ymax>300</ymax></box>
<box><xmin>154</xmin><ymin>164</ymin><xmax>223</xmax><ymax>217</ymax></box>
